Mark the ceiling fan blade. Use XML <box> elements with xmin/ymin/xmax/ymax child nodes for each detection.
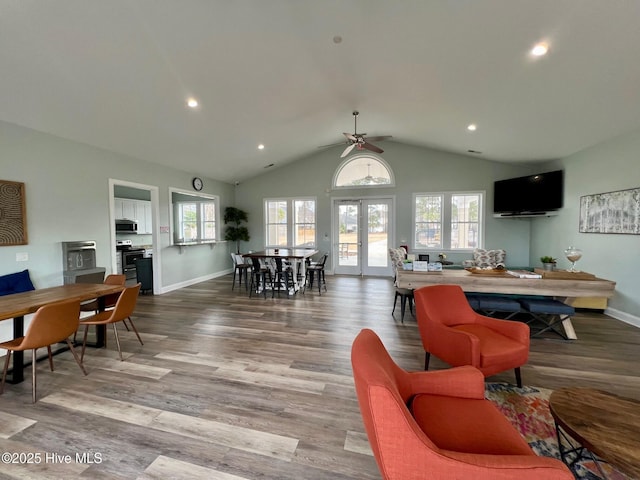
<box><xmin>361</xmin><ymin>142</ymin><xmax>384</xmax><ymax>154</ymax></box>
<box><xmin>341</xmin><ymin>143</ymin><xmax>357</xmax><ymax>158</ymax></box>
<box><xmin>365</xmin><ymin>135</ymin><xmax>392</xmax><ymax>143</ymax></box>
<box><xmin>318</xmin><ymin>140</ymin><xmax>349</xmax><ymax>148</ymax></box>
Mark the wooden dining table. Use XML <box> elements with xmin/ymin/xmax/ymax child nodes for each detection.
<box><xmin>396</xmin><ymin>269</ymin><xmax>616</xmax><ymax>339</ymax></box>
<box><xmin>0</xmin><ymin>283</ymin><xmax>125</xmax><ymax>383</ymax></box>
<box><xmin>243</xmin><ymin>248</ymin><xmax>319</xmax><ymax>294</ymax></box>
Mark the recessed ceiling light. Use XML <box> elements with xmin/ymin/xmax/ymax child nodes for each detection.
<box><xmin>186</xmin><ymin>97</ymin><xmax>199</xmax><ymax>108</ymax></box>
<box><xmin>258</xmin><ymin>144</ymin><xmax>265</xmax><ymax>150</ymax></box>
<box><xmin>531</xmin><ymin>43</ymin><xmax>549</xmax><ymax>57</ymax></box>
<box><xmin>467</xmin><ymin>124</ymin><xmax>477</xmax><ymax>131</ymax></box>
<box><xmin>333</xmin><ymin>35</ymin><xmax>342</xmax><ymax>44</ymax></box>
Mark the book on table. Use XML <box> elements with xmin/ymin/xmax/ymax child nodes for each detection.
<box><xmin>507</xmin><ymin>270</ymin><xmax>542</xmax><ymax>279</ymax></box>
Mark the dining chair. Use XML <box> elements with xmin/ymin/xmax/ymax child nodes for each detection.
<box><xmin>249</xmin><ymin>257</ymin><xmax>272</xmax><ymax>299</ymax></box>
<box><xmin>76</xmin><ymin>273</ymin><xmax>127</xmax><ymax>342</ymax></box>
<box><xmin>231</xmin><ymin>253</ymin><xmax>251</xmax><ymax>291</ymax></box>
<box><xmin>0</xmin><ymin>299</ymin><xmax>87</xmax><ymax>403</ymax></box>
<box><xmin>79</xmin><ymin>283</ymin><xmax>142</xmax><ymax>362</ymax></box>
<box><xmin>303</xmin><ymin>253</ymin><xmax>328</xmax><ymax>295</ymax></box>
<box><xmin>79</xmin><ymin>274</ymin><xmax>126</xmax><ymax>313</ymax></box>
<box><xmin>272</xmin><ymin>257</ymin><xmax>295</xmax><ymax>297</ymax></box>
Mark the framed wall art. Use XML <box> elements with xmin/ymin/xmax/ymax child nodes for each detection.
<box><xmin>0</xmin><ymin>180</ymin><xmax>28</xmax><ymax>245</ymax></box>
<box><xmin>579</xmin><ymin>187</ymin><xmax>640</xmax><ymax>234</ymax></box>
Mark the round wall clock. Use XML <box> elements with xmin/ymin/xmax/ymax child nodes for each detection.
<box><xmin>192</xmin><ymin>177</ymin><xmax>203</xmax><ymax>191</ymax></box>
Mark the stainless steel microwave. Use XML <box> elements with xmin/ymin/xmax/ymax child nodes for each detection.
<box><xmin>115</xmin><ymin>219</ymin><xmax>138</xmax><ymax>233</ymax></box>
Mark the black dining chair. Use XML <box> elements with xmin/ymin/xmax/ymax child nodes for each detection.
<box><xmin>272</xmin><ymin>258</ymin><xmax>295</xmax><ymax>297</ymax></box>
<box><xmin>231</xmin><ymin>253</ymin><xmax>251</xmax><ymax>291</ymax></box>
<box><xmin>249</xmin><ymin>257</ymin><xmax>272</xmax><ymax>299</ymax></box>
<box><xmin>304</xmin><ymin>253</ymin><xmax>328</xmax><ymax>295</ymax></box>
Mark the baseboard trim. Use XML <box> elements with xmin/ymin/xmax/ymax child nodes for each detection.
<box><xmin>605</xmin><ymin>307</ymin><xmax>640</xmax><ymax>329</ymax></box>
<box><xmin>159</xmin><ymin>268</ymin><xmax>233</xmax><ymax>294</ymax></box>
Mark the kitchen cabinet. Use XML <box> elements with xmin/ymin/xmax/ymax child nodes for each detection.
<box><xmin>114</xmin><ymin>198</ymin><xmax>152</xmax><ymax>234</ymax></box>
<box><xmin>136</xmin><ymin>201</ymin><xmax>152</xmax><ymax>234</ymax></box>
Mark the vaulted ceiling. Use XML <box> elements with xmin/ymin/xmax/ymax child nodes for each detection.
<box><xmin>2</xmin><ymin>1</ymin><xmax>640</xmax><ymax>183</ymax></box>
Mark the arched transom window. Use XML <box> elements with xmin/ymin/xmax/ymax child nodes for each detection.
<box><xmin>333</xmin><ymin>155</ymin><xmax>394</xmax><ymax>188</ymax></box>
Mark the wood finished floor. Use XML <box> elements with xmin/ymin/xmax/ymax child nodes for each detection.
<box><xmin>1</xmin><ymin>275</ymin><xmax>639</xmax><ymax>479</ymax></box>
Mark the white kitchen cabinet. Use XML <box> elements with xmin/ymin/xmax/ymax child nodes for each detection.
<box><xmin>114</xmin><ymin>198</ymin><xmax>137</xmax><ymax>220</ymax></box>
<box><xmin>114</xmin><ymin>198</ymin><xmax>152</xmax><ymax>234</ymax></box>
<box><xmin>136</xmin><ymin>200</ymin><xmax>153</xmax><ymax>234</ymax></box>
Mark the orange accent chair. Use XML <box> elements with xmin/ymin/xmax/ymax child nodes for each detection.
<box><xmin>351</xmin><ymin>329</ymin><xmax>573</xmax><ymax>480</ymax></box>
<box><xmin>414</xmin><ymin>285</ymin><xmax>530</xmax><ymax>387</ymax></box>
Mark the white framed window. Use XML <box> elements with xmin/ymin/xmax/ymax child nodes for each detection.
<box><xmin>170</xmin><ymin>188</ymin><xmax>219</xmax><ymax>244</ymax></box>
<box><xmin>413</xmin><ymin>191</ymin><xmax>483</xmax><ymax>251</ymax></box>
<box><xmin>333</xmin><ymin>154</ymin><xmax>394</xmax><ymax>188</ymax></box>
<box><xmin>265</xmin><ymin>197</ymin><xmax>316</xmax><ymax>247</ymax></box>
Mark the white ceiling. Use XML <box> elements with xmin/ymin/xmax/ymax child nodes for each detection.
<box><xmin>2</xmin><ymin>1</ymin><xmax>640</xmax><ymax>184</ymax></box>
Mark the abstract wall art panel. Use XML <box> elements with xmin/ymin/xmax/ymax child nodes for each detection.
<box><xmin>579</xmin><ymin>187</ymin><xmax>640</xmax><ymax>234</ymax></box>
<box><xmin>0</xmin><ymin>180</ymin><xmax>28</xmax><ymax>245</ymax></box>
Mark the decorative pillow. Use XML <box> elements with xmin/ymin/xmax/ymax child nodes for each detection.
<box><xmin>388</xmin><ymin>247</ymin><xmax>406</xmax><ymax>270</ymax></box>
<box><xmin>473</xmin><ymin>249</ymin><xmax>506</xmax><ymax>268</ymax></box>
<box><xmin>0</xmin><ymin>269</ymin><xmax>36</xmax><ymax>296</ymax></box>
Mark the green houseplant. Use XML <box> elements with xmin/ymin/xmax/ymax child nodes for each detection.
<box><xmin>540</xmin><ymin>256</ymin><xmax>556</xmax><ymax>271</ymax></box>
<box><xmin>224</xmin><ymin>207</ymin><xmax>250</xmax><ymax>254</ymax></box>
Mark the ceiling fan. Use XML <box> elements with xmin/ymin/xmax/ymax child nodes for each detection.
<box><xmin>322</xmin><ymin>111</ymin><xmax>392</xmax><ymax>158</ymax></box>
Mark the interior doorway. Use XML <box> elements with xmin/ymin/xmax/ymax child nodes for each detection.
<box><xmin>109</xmin><ymin>179</ymin><xmax>160</xmax><ymax>294</ymax></box>
<box><xmin>332</xmin><ymin>197</ymin><xmax>394</xmax><ymax>276</ymax></box>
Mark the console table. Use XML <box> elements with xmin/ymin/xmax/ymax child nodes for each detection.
<box><xmin>396</xmin><ymin>269</ymin><xmax>616</xmax><ymax>339</ymax></box>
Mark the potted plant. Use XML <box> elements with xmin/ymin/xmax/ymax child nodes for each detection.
<box><xmin>540</xmin><ymin>256</ymin><xmax>556</xmax><ymax>271</ymax></box>
<box><xmin>402</xmin><ymin>259</ymin><xmax>414</xmax><ymax>270</ymax></box>
<box><xmin>224</xmin><ymin>207</ymin><xmax>250</xmax><ymax>254</ymax></box>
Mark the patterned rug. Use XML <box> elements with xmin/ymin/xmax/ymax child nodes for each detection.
<box><xmin>485</xmin><ymin>383</ymin><xmax>631</xmax><ymax>480</ymax></box>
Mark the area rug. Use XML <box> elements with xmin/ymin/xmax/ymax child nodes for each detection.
<box><xmin>486</xmin><ymin>383</ymin><xmax>630</xmax><ymax>480</ymax></box>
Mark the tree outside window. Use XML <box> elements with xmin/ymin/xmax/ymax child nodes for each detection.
<box><xmin>265</xmin><ymin>198</ymin><xmax>316</xmax><ymax>247</ymax></box>
<box><xmin>175</xmin><ymin>200</ymin><xmax>216</xmax><ymax>243</ymax></box>
<box><xmin>414</xmin><ymin>192</ymin><xmax>483</xmax><ymax>250</ymax></box>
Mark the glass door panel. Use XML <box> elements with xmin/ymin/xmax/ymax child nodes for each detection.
<box><xmin>363</xmin><ymin>199</ymin><xmax>391</xmax><ymax>276</ymax></box>
<box><xmin>334</xmin><ymin>201</ymin><xmax>360</xmax><ymax>275</ymax></box>
<box><xmin>333</xmin><ymin>198</ymin><xmax>394</xmax><ymax>276</ymax></box>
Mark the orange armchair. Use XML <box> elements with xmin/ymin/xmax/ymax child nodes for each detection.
<box><xmin>351</xmin><ymin>329</ymin><xmax>572</xmax><ymax>480</ymax></box>
<box><xmin>414</xmin><ymin>285</ymin><xmax>530</xmax><ymax>387</ymax></box>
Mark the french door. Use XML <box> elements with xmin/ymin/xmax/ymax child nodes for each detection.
<box><xmin>333</xmin><ymin>197</ymin><xmax>394</xmax><ymax>276</ymax></box>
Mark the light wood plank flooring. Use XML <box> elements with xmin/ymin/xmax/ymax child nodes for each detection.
<box><xmin>1</xmin><ymin>276</ymin><xmax>639</xmax><ymax>479</ymax></box>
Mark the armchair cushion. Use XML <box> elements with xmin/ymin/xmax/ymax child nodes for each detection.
<box><xmin>453</xmin><ymin>324</ymin><xmax>529</xmax><ymax>371</ymax></box>
<box><xmin>411</xmin><ymin>394</ymin><xmax>532</xmax><ymax>455</ymax></box>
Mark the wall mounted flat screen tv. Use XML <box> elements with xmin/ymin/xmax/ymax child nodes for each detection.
<box><xmin>493</xmin><ymin>170</ymin><xmax>564</xmax><ymax>215</ymax></box>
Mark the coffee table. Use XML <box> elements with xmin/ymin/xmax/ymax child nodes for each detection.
<box><xmin>549</xmin><ymin>387</ymin><xmax>640</xmax><ymax>478</ymax></box>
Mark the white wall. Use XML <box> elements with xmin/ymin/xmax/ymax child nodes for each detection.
<box><xmin>0</xmin><ymin>121</ymin><xmax>235</xmax><ymax>291</ymax></box>
<box><xmin>531</xmin><ymin>129</ymin><xmax>640</xmax><ymax>320</ymax></box>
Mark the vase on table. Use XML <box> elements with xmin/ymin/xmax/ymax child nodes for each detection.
<box><xmin>564</xmin><ymin>246</ymin><xmax>583</xmax><ymax>272</ymax></box>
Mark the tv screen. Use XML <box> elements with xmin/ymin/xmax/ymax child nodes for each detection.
<box><xmin>493</xmin><ymin>170</ymin><xmax>564</xmax><ymax>214</ymax></box>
